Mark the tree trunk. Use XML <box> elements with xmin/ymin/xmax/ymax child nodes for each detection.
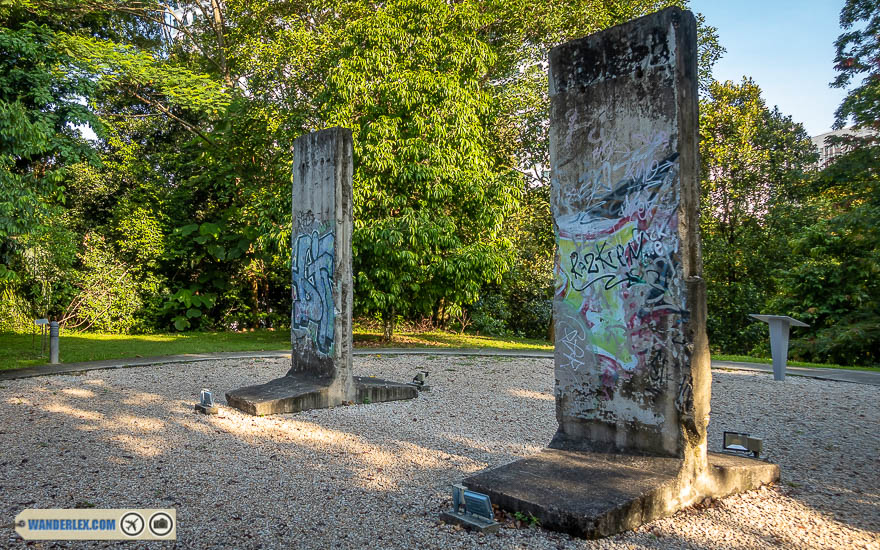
<box><xmin>431</xmin><ymin>301</ymin><xmax>441</xmax><ymax>328</ymax></box>
<box><xmin>382</xmin><ymin>308</ymin><xmax>395</xmax><ymax>342</ymax></box>
<box><xmin>200</xmin><ymin>0</ymin><xmax>233</xmax><ymax>88</ymax></box>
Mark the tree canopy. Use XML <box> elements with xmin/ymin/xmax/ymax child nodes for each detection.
<box><xmin>1</xmin><ymin>0</ymin><xmax>877</xmax><ymax>365</ymax></box>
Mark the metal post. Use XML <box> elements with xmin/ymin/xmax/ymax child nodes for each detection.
<box><xmin>768</xmin><ymin>319</ymin><xmax>790</xmax><ymax>381</ymax></box>
<box><xmin>49</xmin><ymin>321</ymin><xmax>59</xmax><ymax>364</ymax></box>
<box><xmin>749</xmin><ymin>314</ymin><xmax>809</xmax><ymax>382</ymax></box>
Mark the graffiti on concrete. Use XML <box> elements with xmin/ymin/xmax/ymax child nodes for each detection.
<box><xmin>292</xmin><ymin>229</ymin><xmax>335</xmax><ymax>355</ymax></box>
<box><xmin>294</xmin><ymin>209</ymin><xmax>316</xmax><ymax>233</ymax></box>
<box><xmin>555</xmin><ymin>131</ymin><xmax>686</xmax><ymax>405</ymax></box>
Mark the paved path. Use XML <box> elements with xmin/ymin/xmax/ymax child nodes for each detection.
<box><xmin>1</xmin><ymin>348</ymin><xmax>877</xmax><ymax>386</ymax></box>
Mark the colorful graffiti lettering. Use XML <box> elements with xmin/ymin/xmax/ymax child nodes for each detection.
<box><xmin>292</xmin><ymin>230</ymin><xmax>335</xmax><ymax>355</ymax></box>
<box><xmin>555</xmin><ymin>131</ymin><xmax>685</xmax><ymax>402</ymax></box>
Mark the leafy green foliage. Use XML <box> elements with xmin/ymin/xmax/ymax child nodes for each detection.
<box><xmin>772</xmin><ymin>199</ymin><xmax>880</xmax><ymax>365</ymax></box>
<box><xmin>831</xmin><ymin>0</ymin><xmax>880</xmax><ymax>132</ymax></box>
<box><xmin>9</xmin><ymin>0</ymin><xmax>854</xmax><ymax>358</ymax></box>
<box><xmin>63</xmin><ymin>233</ymin><xmax>143</xmax><ymax>333</ymax></box>
<box><xmin>470</xmin><ymin>185</ymin><xmax>554</xmax><ymax>339</ymax></box>
<box><xmin>0</xmin><ymin>15</ymin><xmax>102</xmax><ymax>323</ymax></box>
<box><xmin>0</xmin><ymin>20</ymin><xmax>98</xmax><ymax>242</ymax></box>
<box><xmin>699</xmin><ymin>78</ymin><xmax>817</xmax><ymax>353</ymax></box>
<box><xmin>767</xmin><ymin>0</ymin><xmax>880</xmax><ymax>366</ymax></box>
<box><xmin>316</xmin><ymin>0</ymin><xmax>521</xmax><ymax>336</ymax></box>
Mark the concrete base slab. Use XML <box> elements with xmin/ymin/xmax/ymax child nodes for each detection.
<box><xmin>464</xmin><ymin>450</ymin><xmax>778</xmax><ymax>539</ymax></box>
<box><xmin>438</xmin><ymin>511</ymin><xmax>501</xmax><ymax>534</ymax></box>
<box><xmin>226</xmin><ymin>375</ymin><xmax>417</xmax><ymax>416</ymax></box>
<box><xmin>355</xmin><ymin>376</ymin><xmax>420</xmax><ymax>404</ymax></box>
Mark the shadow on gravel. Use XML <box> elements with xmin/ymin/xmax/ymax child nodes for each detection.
<box><xmin>2</xmin><ymin>362</ymin><xmax>877</xmax><ymax>549</ymax></box>
<box><xmin>707</xmin><ymin>371</ymin><xmax>880</xmax><ymax>535</ymax></box>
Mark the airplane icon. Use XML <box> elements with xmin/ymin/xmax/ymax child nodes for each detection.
<box><xmin>120</xmin><ymin>512</ymin><xmax>145</xmax><ymax>536</ymax></box>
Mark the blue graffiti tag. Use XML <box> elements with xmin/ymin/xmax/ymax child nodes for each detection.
<box><xmin>292</xmin><ymin>230</ymin><xmax>334</xmax><ymax>355</ymax></box>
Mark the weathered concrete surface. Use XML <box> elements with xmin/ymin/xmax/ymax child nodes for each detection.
<box><xmin>226</xmin><ymin>375</ymin><xmax>333</xmax><ymax>416</ymax></box>
<box><xmin>465</xmin><ymin>450</ymin><xmax>778</xmax><ymax>539</ymax></box>
<box><xmin>225</xmin><ymin>376</ymin><xmax>416</xmax><ymax>416</ymax></box>
<box><xmin>466</xmin><ymin>8</ymin><xmax>778</xmax><ymax>539</ymax></box>
<box><xmin>288</xmin><ymin>127</ymin><xmax>355</xmax><ymax>402</ymax></box>
<box><xmin>226</xmin><ymin>127</ymin><xmax>415</xmax><ymax>415</ymax></box>
<box><xmin>355</xmin><ymin>377</ymin><xmax>419</xmax><ymax>404</ymax></box>
<box><xmin>548</xmin><ymin>6</ymin><xmax>707</xmax><ymax>460</ymax></box>
<box><xmin>194</xmin><ymin>403</ymin><xmax>219</xmax><ymax>415</ymax></box>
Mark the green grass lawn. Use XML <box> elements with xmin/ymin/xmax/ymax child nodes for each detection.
<box><xmin>712</xmin><ymin>354</ymin><xmax>879</xmax><ymax>372</ymax></box>
<box><xmin>0</xmin><ymin>329</ymin><xmax>552</xmax><ymax>371</ymax></box>
<box><xmin>0</xmin><ymin>330</ymin><xmax>291</xmax><ymax>370</ymax></box>
<box><xmin>352</xmin><ymin>329</ymin><xmax>552</xmax><ymax>351</ymax></box>
<box><xmin>2</xmin><ymin>329</ymin><xmax>875</xmax><ymax>372</ymax></box>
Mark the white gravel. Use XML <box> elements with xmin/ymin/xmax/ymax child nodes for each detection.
<box><xmin>0</xmin><ymin>355</ymin><xmax>878</xmax><ymax>549</ymax></box>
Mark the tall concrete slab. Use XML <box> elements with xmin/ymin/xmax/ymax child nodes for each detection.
<box><xmin>463</xmin><ymin>8</ymin><xmax>777</xmax><ymax>538</ymax></box>
<box><xmin>547</xmin><ymin>4</ymin><xmax>708</xmax><ymax>462</ymax></box>
<box><xmin>226</xmin><ymin>128</ymin><xmax>416</xmax><ymax>415</ymax></box>
<box><xmin>289</xmin><ymin>128</ymin><xmax>356</xmax><ymax>403</ymax></box>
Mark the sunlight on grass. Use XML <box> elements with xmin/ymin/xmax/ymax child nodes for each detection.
<box><xmin>5</xmin><ymin>329</ymin><xmax>871</xmax><ymax>372</ymax></box>
<box><xmin>0</xmin><ymin>328</ymin><xmax>551</xmax><ymax>371</ymax></box>
<box><xmin>354</xmin><ymin>329</ymin><xmax>552</xmax><ymax>350</ymax></box>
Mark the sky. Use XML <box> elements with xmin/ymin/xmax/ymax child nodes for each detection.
<box><xmin>689</xmin><ymin>0</ymin><xmax>848</xmax><ymax>137</ymax></box>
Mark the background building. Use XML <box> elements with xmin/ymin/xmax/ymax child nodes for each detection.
<box><xmin>811</xmin><ymin>126</ymin><xmax>875</xmax><ymax>169</ymax></box>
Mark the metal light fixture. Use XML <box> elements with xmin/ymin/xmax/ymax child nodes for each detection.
<box><xmin>440</xmin><ymin>485</ymin><xmax>500</xmax><ymax>533</ymax></box>
<box><xmin>722</xmin><ymin>431</ymin><xmax>763</xmax><ymax>458</ymax></box>
<box><xmin>408</xmin><ymin>370</ymin><xmax>431</xmax><ymax>392</ymax></box>
<box><xmin>195</xmin><ymin>389</ymin><xmax>218</xmax><ymax>415</ymax></box>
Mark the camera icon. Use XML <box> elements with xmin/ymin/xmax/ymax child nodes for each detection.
<box><xmin>148</xmin><ymin>512</ymin><xmax>174</xmax><ymax>537</ymax></box>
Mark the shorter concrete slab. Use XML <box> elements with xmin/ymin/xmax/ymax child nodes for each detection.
<box><xmin>439</xmin><ymin>511</ymin><xmax>501</xmax><ymax>534</ymax></box>
<box><xmin>706</xmin><ymin>452</ymin><xmax>781</xmax><ymax>497</ymax></box>
<box><xmin>225</xmin><ymin>375</ymin><xmax>417</xmax><ymax>416</ymax></box>
<box><xmin>464</xmin><ymin>450</ymin><xmax>778</xmax><ymax>539</ymax></box>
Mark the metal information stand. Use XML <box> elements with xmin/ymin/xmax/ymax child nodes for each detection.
<box><xmin>749</xmin><ymin>314</ymin><xmax>810</xmax><ymax>381</ymax></box>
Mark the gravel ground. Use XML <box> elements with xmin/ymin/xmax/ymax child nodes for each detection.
<box><xmin>0</xmin><ymin>355</ymin><xmax>877</xmax><ymax>549</ymax></box>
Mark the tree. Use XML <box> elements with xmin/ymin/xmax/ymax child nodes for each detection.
<box><xmin>832</xmin><ymin>0</ymin><xmax>880</xmax><ymax>133</ymax></box>
<box><xmin>1</xmin><ymin>0</ymin><xmax>728</xmax><ymax>337</ymax></box>
<box><xmin>312</xmin><ymin>0</ymin><xmax>519</xmax><ymax>339</ymax></box>
<box><xmin>771</xmin><ymin>0</ymin><xmax>880</xmax><ymax>365</ymax></box>
<box><xmin>1</xmin><ymin>1</ymin><xmax>234</xmax><ymax>331</ymax></box>
<box><xmin>0</xmin><ymin>15</ymin><xmax>101</xmax><ymax>323</ymax></box>
<box><xmin>699</xmin><ymin>78</ymin><xmax>817</xmax><ymax>353</ymax></box>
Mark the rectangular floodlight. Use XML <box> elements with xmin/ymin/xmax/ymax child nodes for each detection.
<box><xmin>441</xmin><ymin>485</ymin><xmax>500</xmax><ymax>534</ymax></box>
<box><xmin>195</xmin><ymin>389</ymin><xmax>218</xmax><ymax>415</ymax></box>
<box><xmin>463</xmin><ymin>490</ymin><xmax>494</xmax><ymax>521</ymax></box>
<box><xmin>723</xmin><ymin>431</ymin><xmax>763</xmax><ymax>458</ymax></box>
<box><xmin>200</xmin><ymin>389</ymin><xmax>215</xmax><ymax>408</ymax></box>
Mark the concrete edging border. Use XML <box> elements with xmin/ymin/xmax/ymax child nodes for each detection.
<box><xmin>1</xmin><ymin>349</ymin><xmax>877</xmax><ymax>386</ymax></box>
